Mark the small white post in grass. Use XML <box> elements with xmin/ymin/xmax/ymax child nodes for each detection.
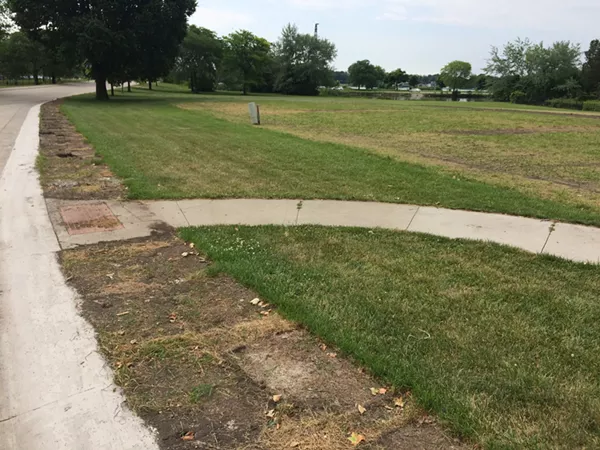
<box><xmin>248</xmin><ymin>102</ymin><xmax>261</xmax><ymax>125</ymax></box>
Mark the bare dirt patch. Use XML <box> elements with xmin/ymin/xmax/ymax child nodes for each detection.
<box><xmin>61</xmin><ymin>233</ymin><xmax>467</xmax><ymax>449</ymax></box>
<box><xmin>39</xmin><ymin>101</ymin><xmax>125</xmax><ymax>200</ymax></box>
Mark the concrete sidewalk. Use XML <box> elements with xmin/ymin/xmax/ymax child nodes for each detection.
<box><xmin>47</xmin><ymin>198</ymin><xmax>600</xmax><ymax>264</ymax></box>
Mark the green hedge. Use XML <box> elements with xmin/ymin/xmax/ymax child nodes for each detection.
<box><xmin>544</xmin><ymin>98</ymin><xmax>583</xmax><ymax>110</ymax></box>
<box><xmin>582</xmin><ymin>100</ymin><xmax>600</xmax><ymax>112</ymax></box>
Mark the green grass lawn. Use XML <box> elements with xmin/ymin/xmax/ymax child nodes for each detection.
<box><xmin>61</xmin><ymin>86</ymin><xmax>600</xmax><ymax>225</ymax></box>
<box><xmin>181</xmin><ymin>225</ymin><xmax>600</xmax><ymax>449</ymax></box>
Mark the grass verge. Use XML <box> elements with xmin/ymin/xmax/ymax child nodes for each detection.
<box><xmin>62</xmin><ymin>88</ymin><xmax>599</xmax><ymax>226</ymax></box>
<box><xmin>182</xmin><ymin>225</ymin><xmax>600</xmax><ymax>448</ymax></box>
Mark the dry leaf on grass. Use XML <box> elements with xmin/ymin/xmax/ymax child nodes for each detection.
<box><xmin>348</xmin><ymin>432</ymin><xmax>365</xmax><ymax>446</ymax></box>
<box><xmin>181</xmin><ymin>431</ymin><xmax>194</xmax><ymax>441</ymax></box>
<box><xmin>327</xmin><ymin>352</ymin><xmax>337</xmax><ymax>358</ymax></box>
<box><xmin>266</xmin><ymin>409</ymin><xmax>275</xmax><ymax>418</ymax></box>
<box><xmin>357</xmin><ymin>404</ymin><xmax>366</xmax><ymax>415</ymax></box>
<box><xmin>181</xmin><ymin>252</ymin><xmax>190</xmax><ymax>257</ymax></box>
<box><xmin>273</xmin><ymin>394</ymin><xmax>282</xmax><ymax>403</ymax></box>
<box><xmin>289</xmin><ymin>442</ymin><xmax>300</xmax><ymax>448</ymax></box>
<box><xmin>379</xmin><ymin>388</ymin><xmax>387</xmax><ymax>395</ymax></box>
<box><xmin>250</xmin><ymin>298</ymin><xmax>261</xmax><ymax>305</ymax></box>
<box><xmin>394</xmin><ymin>396</ymin><xmax>405</xmax><ymax>408</ymax></box>
<box><xmin>169</xmin><ymin>313</ymin><xmax>177</xmax><ymax>323</ymax></box>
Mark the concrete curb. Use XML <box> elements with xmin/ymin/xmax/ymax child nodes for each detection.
<box><xmin>0</xmin><ymin>105</ymin><xmax>159</xmax><ymax>449</ymax></box>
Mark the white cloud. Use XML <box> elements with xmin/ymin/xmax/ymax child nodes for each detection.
<box><xmin>190</xmin><ymin>7</ymin><xmax>254</xmax><ymax>34</ymax></box>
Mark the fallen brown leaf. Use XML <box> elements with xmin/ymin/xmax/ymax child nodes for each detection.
<box><xmin>394</xmin><ymin>396</ymin><xmax>405</xmax><ymax>408</ymax></box>
<box><xmin>289</xmin><ymin>442</ymin><xmax>300</xmax><ymax>448</ymax></box>
<box><xmin>250</xmin><ymin>298</ymin><xmax>261</xmax><ymax>305</ymax></box>
<box><xmin>273</xmin><ymin>394</ymin><xmax>282</xmax><ymax>403</ymax></box>
<box><xmin>348</xmin><ymin>432</ymin><xmax>365</xmax><ymax>446</ymax></box>
<box><xmin>181</xmin><ymin>431</ymin><xmax>194</xmax><ymax>441</ymax></box>
<box><xmin>357</xmin><ymin>404</ymin><xmax>366</xmax><ymax>415</ymax></box>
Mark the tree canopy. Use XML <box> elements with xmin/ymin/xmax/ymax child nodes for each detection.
<box><xmin>348</xmin><ymin>60</ymin><xmax>383</xmax><ymax>89</ymax></box>
<box><xmin>582</xmin><ymin>40</ymin><xmax>600</xmax><ymax>96</ymax></box>
<box><xmin>222</xmin><ymin>30</ymin><xmax>271</xmax><ymax>95</ymax></box>
<box><xmin>273</xmin><ymin>24</ymin><xmax>337</xmax><ymax>95</ymax></box>
<box><xmin>439</xmin><ymin>61</ymin><xmax>473</xmax><ymax>93</ymax></box>
<box><xmin>485</xmin><ymin>38</ymin><xmax>582</xmax><ymax>102</ymax></box>
<box><xmin>9</xmin><ymin>0</ymin><xmax>195</xmax><ymax>99</ymax></box>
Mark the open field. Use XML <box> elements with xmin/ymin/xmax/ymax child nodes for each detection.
<box><xmin>61</xmin><ymin>86</ymin><xmax>600</xmax><ymax>225</ymax></box>
<box><xmin>182</xmin><ymin>225</ymin><xmax>600</xmax><ymax>449</ymax></box>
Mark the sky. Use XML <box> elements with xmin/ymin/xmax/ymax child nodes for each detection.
<box><xmin>190</xmin><ymin>0</ymin><xmax>600</xmax><ymax>75</ymax></box>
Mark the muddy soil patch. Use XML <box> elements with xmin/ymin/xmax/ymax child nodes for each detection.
<box><xmin>39</xmin><ymin>101</ymin><xmax>125</xmax><ymax>200</ymax></box>
<box><xmin>61</xmin><ymin>234</ymin><xmax>467</xmax><ymax>449</ymax></box>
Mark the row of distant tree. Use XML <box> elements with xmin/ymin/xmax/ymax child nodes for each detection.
<box><xmin>168</xmin><ymin>25</ymin><xmax>337</xmax><ymax>96</ymax></box>
<box><xmin>2</xmin><ymin>0</ymin><xmax>599</xmax><ymax>104</ymax></box>
<box><xmin>338</xmin><ymin>38</ymin><xmax>600</xmax><ymax>103</ymax></box>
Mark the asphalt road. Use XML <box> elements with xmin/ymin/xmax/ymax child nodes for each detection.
<box><xmin>0</xmin><ymin>83</ymin><xmax>95</xmax><ymax>176</ymax></box>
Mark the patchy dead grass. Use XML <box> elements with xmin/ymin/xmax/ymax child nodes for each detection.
<box><xmin>186</xmin><ymin>100</ymin><xmax>600</xmax><ymax>211</ymax></box>
<box><xmin>38</xmin><ymin>101</ymin><xmax>125</xmax><ymax>200</ymax></box>
<box><xmin>61</xmin><ymin>234</ymin><xmax>463</xmax><ymax>449</ymax></box>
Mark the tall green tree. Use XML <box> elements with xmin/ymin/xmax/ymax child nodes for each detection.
<box><xmin>408</xmin><ymin>75</ymin><xmax>419</xmax><ymax>88</ymax></box>
<box><xmin>9</xmin><ymin>0</ymin><xmax>195</xmax><ymax>100</ymax></box>
<box><xmin>439</xmin><ymin>60</ymin><xmax>472</xmax><ymax>98</ymax></box>
<box><xmin>348</xmin><ymin>60</ymin><xmax>380</xmax><ymax>89</ymax></box>
<box><xmin>0</xmin><ymin>32</ymin><xmax>43</xmax><ymax>84</ymax></box>
<box><xmin>223</xmin><ymin>30</ymin><xmax>270</xmax><ymax>95</ymax></box>
<box><xmin>582</xmin><ymin>40</ymin><xmax>600</xmax><ymax>97</ymax></box>
<box><xmin>273</xmin><ymin>24</ymin><xmax>337</xmax><ymax>96</ymax></box>
<box><xmin>485</xmin><ymin>38</ymin><xmax>581</xmax><ymax>102</ymax></box>
<box><xmin>174</xmin><ymin>26</ymin><xmax>223</xmax><ymax>92</ymax></box>
<box><xmin>136</xmin><ymin>0</ymin><xmax>194</xmax><ymax>90</ymax></box>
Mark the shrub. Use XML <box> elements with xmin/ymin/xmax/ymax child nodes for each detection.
<box><xmin>544</xmin><ymin>98</ymin><xmax>583</xmax><ymax>110</ymax></box>
<box><xmin>582</xmin><ymin>100</ymin><xmax>600</xmax><ymax>112</ymax></box>
<box><xmin>510</xmin><ymin>90</ymin><xmax>528</xmax><ymax>104</ymax></box>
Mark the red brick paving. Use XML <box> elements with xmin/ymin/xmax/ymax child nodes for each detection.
<box><xmin>60</xmin><ymin>203</ymin><xmax>123</xmax><ymax>235</ymax></box>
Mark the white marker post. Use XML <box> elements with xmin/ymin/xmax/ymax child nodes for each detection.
<box><xmin>248</xmin><ymin>102</ymin><xmax>261</xmax><ymax>125</ymax></box>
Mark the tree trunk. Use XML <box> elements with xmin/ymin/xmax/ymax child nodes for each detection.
<box><xmin>242</xmin><ymin>83</ymin><xmax>247</xmax><ymax>95</ymax></box>
<box><xmin>33</xmin><ymin>70</ymin><xmax>39</xmax><ymax>85</ymax></box>
<box><xmin>95</xmin><ymin>77</ymin><xmax>109</xmax><ymax>101</ymax></box>
<box><xmin>51</xmin><ymin>72</ymin><xmax>57</xmax><ymax>84</ymax></box>
<box><xmin>111</xmin><ymin>84</ymin><xmax>115</xmax><ymax>96</ymax></box>
<box><xmin>127</xmin><ymin>81</ymin><xmax>131</xmax><ymax>92</ymax></box>
<box><xmin>148</xmin><ymin>80</ymin><xmax>153</xmax><ymax>90</ymax></box>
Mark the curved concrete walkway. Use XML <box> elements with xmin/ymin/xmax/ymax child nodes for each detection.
<box><xmin>48</xmin><ymin>198</ymin><xmax>600</xmax><ymax>264</ymax></box>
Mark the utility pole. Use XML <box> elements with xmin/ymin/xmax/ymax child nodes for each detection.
<box><xmin>314</xmin><ymin>23</ymin><xmax>319</xmax><ymax>38</ymax></box>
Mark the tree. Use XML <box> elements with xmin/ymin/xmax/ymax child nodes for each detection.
<box><xmin>348</xmin><ymin>60</ymin><xmax>380</xmax><ymax>89</ymax></box>
<box><xmin>223</xmin><ymin>30</ymin><xmax>270</xmax><ymax>95</ymax></box>
<box><xmin>0</xmin><ymin>32</ymin><xmax>43</xmax><ymax>84</ymax></box>
<box><xmin>439</xmin><ymin>60</ymin><xmax>472</xmax><ymax>99</ymax></box>
<box><xmin>408</xmin><ymin>75</ymin><xmax>419</xmax><ymax>88</ymax></box>
<box><xmin>173</xmin><ymin>26</ymin><xmax>223</xmax><ymax>93</ymax></box>
<box><xmin>136</xmin><ymin>0</ymin><xmax>193</xmax><ymax>90</ymax></box>
<box><xmin>9</xmin><ymin>0</ymin><xmax>196</xmax><ymax>100</ymax></box>
<box><xmin>385</xmin><ymin>68</ymin><xmax>408</xmax><ymax>89</ymax></box>
<box><xmin>0</xmin><ymin>0</ymin><xmax>11</xmax><ymax>39</ymax></box>
<box><xmin>333</xmin><ymin>71</ymin><xmax>349</xmax><ymax>85</ymax></box>
<box><xmin>485</xmin><ymin>38</ymin><xmax>581</xmax><ymax>102</ymax></box>
<box><xmin>273</xmin><ymin>24</ymin><xmax>337</xmax><ymax>96</ymax></box>
<box><xmin>582</xmin><ymin>40</ymin><xmax>600</xmax><ymax>97</ymax></box>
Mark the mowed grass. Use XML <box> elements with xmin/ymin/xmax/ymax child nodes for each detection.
<box><xmin>62</xmin><ymin>86</ymin><xmax>600</xmax><ymax>225</ymax></box>
<box><xmin>187</xmin><ymin>95</ymin><xmax>600</xmax><ymax>212</ymax></box>
<box><xmin>181</xmin><ymin>225</ymin><xmax>600</xmax><ymax>448</ymax></box>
